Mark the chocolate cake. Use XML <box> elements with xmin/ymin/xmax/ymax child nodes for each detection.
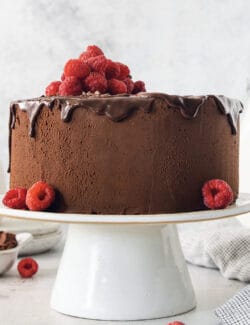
<box><xmin>8</xmin><ymin>92</ymin><xmax>242</xmax><ymax>214</ymax></box>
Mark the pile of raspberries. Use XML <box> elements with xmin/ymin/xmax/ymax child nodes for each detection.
<box><xmin>45</xmin><ymin>45</ymin><xmax>146</xmax><ymax>96</ymax></box>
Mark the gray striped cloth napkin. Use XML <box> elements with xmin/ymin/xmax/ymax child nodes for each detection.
<box><xmin>178</xmin><ymin>218</ymin><xmax>250</xmax><ymax>282</ymax></box>
<box><xmin>178</xmin><ymin>219</ymin><xmax>250</xmax><ymax>324</ymax></box>
<box><xmin>215</xmin><ymin>285</ymin><xmax>250</xmax><ymax>325</ymax></box>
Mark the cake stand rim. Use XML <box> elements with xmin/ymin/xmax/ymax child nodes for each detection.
<box><xmin>0</xmin><ymin>193</ymin><xmax>249</xmax><ymax>225</ymax></box>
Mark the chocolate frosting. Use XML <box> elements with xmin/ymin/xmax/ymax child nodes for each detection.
<box><xmin>0</xmin><ymin>231</ymin><xmax>17</xmax><ymax>250</ymax></box>
<box><xmin>8</xmin><ymin>92</ymin><xmax>243</xmax><ymax>171</ymax></box>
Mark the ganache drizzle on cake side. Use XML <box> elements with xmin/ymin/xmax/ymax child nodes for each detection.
<box><xmin>8</xmin><ymin>92</ymin><xmax>243</xmax><ymax>172</ymax></box>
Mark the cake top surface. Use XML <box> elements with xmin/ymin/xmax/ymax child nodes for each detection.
<box><xmin>11</xmin><ymin>92</ymin><xmax>243</xmax><ymax>135</ymax></box>
<box><xmin>9</xmin><ymin>44</ymin><xmax>244</xmax><ymax>137</ymax></box>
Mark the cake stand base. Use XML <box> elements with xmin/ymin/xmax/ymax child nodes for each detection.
<box><xmin>51</xmin><ymin>223</ymin><xmax>196</xmax><ymax>320</ymax></box>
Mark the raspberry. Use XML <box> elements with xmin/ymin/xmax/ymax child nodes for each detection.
<box><xmin>167</xmin><ymin>322</ymin><xmax>185</xmax><ymax>325</ymax></box>
<box><xmin>108</xmin><ymin>78</ymin><xmax>127</xmax><ymax>95</ymax></box>
<box><xmin>79</xmin><ymin>52</ymin><xmax>92</xmax><ymax>62</ymax></box>
<box><xmin>79</xmin><ymin>45</ymin><xmax>104</xmax><ymax>62</ymax></box>
<box><xmin>132</xmin><ymin>80</ymin><xmax>146</xmax><ymax>94</ymax></box>
<box><xmin>26</xmin><ymin>181</ymin><xmax>55</xmax><ymax>211</ymax></box>
<box><xmin>64</xmin><ymin>59</ymin><xmax>90</xmax><ymax>79</ymax></box>
<box><xmin>87</xmin><ymin>55</ymin><xmax>107</xmax><ymax>74</ymax></box>
<box><xmin>45</xmin><ymin>81</ymin><xmax>61</xmax><ymax>96</ymax></box>
<box><xmin>116</xmin><ymin>62</ymin><xmax>130</xmax><ymax>80</ymax></box>
<box><xmin>61</xmin><ymin>73</ymin><xmax>65</xmax><ymax>81</ymax></box>
<box><xmin>86</xmin><ymin>45</ymin><xmax>104</xmax><ymax>57</ymax></box>
<box><xmin>18</xmin><ymin>257</ymin><xmax>38</xmax><ymax>278</ymax></box>
<box><xmin>84</xmin><ymin>72</ymin><xmax>107</xmax><ymax>93</ymax></box>
<box><xmin>202</xmin><ymin>179</ymin><xmax>234</xmax><ymax>209</ymax></box>
<box><xmin>123</xmin><ymin>77</ymin><xmax>134</xmax><ymax>94</ymax></box>
<box><xmin>59</xmin><ymin>77</ymin><xmax>82</xmax><ymax>96</ymax></box>
<box><xmin>87</xmin><ymin>57</ymin><xmax>120</xmax><ymax>79</ymax></box>
<box><xmin>2</xmin><ymin>188</ymin><xmax>27</xmax><ymax>209</ymax></box>
<box><xmin>105</xmin><ymin>60</ymin><xmax>120</xmax><ymax>79</ymax></box>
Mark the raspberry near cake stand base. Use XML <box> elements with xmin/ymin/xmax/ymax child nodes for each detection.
<box><xmin>0</xmin><ymin>194</ymin><xmax>250</xmax><ymax>321</ymax></box>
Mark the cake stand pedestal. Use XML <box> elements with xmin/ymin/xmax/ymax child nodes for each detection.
<box><xmin>0</xmin><ymin>193</ymin><xmax>249</xmax><ymax>321</ymax></box>
<box><xmin>53</xmin><ymin>223</ymin><xmax>194</xmax><ymax>320</ymax></box>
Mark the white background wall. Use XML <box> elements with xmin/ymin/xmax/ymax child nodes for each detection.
<box><xmin>0</xmin><ymin>0</ymin><xmax>249</xmax><ymax>193</ymax></box>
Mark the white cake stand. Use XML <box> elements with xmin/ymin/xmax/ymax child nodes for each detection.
<box><xmin>0</xmin><ymin>193</ymin><xmax>250</xmax><ymax>321</ymax></box>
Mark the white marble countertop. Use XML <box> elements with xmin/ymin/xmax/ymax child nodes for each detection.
<box><xmin>0</xmin><ymin>245</ymin><xmax>245</xmax><ymax>325</ymax></box>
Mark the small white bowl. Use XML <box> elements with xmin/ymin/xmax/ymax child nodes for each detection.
<box><xmin>0</xmin><ymin>233</ymin><xmax>32</xmax><ymax>275</ymax></box>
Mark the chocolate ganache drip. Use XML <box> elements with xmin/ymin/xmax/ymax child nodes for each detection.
<box><xmin>211</xmin><ymin>95</ymin><xmax>244</xmax><ymax>134</ymax></box>
<box><xmin>8</xmin><ymin>92</ymin><xmax>243</xmax><ymax>172</ymax></box>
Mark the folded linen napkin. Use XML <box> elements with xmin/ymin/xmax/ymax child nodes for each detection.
<box><xmin>178</xmin><ymin>218</ymin><xmax>250</xmax><ymax>282</ymax></box>
<box><xmin>215</xmin><ymin>285</ymin><xmax>250</xmax><ymax>325</ymax></box>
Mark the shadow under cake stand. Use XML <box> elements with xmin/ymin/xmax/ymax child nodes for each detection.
<box><xmin>0</xmin><ymin>193</ymin><xmax>250</xmax><ymax>321</ymax></box>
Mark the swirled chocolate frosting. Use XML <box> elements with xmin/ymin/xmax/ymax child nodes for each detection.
<box><xmin>0</xmin><ymin>231</ymin><xmax>17</xmax><ymax>250</ymax></box>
